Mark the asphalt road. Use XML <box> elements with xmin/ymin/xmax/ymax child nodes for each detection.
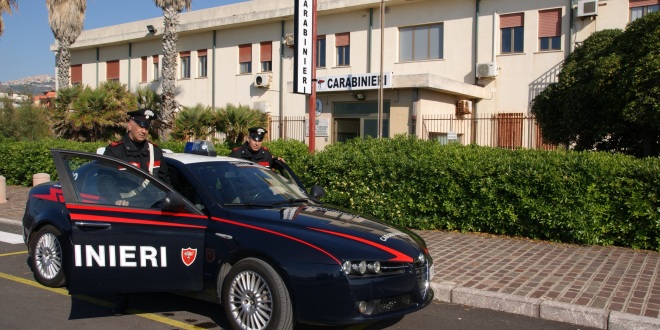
<box><xmin>0</xmin><ymin>221</ymin><xmax>596</xmax><ymax>330</ymax></box>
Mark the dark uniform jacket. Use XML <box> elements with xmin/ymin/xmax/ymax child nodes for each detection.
<box><xmin>229</xmin><ymin>143</ymin><xmax>273</xmax><ymax>168</ymax></box>
<box><xmin>104</xmin><ymin>134</ymin><xmax>170</xmax><ymax>185</ymax></box>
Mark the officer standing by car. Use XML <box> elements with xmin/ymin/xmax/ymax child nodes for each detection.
<box><xmin>103</xmin><ymin>108</ymin><xmax>170</xmax><ymax>314</ymax></box>
<box><xmin>229</xmin><ymin>127</ymin><xmax>281</xmax><ymax>168</ymax></box>
<box><xmin>104</xmin><ymin>109</ymin><xmax>170</xmax><ymax>185</ymax></box>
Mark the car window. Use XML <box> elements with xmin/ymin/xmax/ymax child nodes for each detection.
<box><xmin>167</xmin><ymin>164</ymin><xmax>207</xmax><ymax>213</ymax></box>
<box><xmin>188</xmin><ymin>162</ymin><xmax>308</xmax><ymax>205</ymax></box>
<box><xmin>65</xmin><ymin>154</ymin><xmax>167</xmax><ymax>209</ymax></box>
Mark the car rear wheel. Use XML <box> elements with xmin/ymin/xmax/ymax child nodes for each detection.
<box><xmin>29</xmin><ymin>225</ymin><xmax>66</xmax><ymax>288</ymax></box>
<box><xmin>221</xmin><ymin>258</ymin><xmax>294</xmax><ymax>330</ymax></box>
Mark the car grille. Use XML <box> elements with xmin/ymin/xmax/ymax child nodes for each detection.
<box><xmin>373</xmin><ymin>293</ymin><xmax>414</xmax><ymax>314</ymax></box>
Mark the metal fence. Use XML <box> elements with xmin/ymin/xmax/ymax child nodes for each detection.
<box><xmin>218</xmin><ymin>113</ymin><xmax>557</xmax><ymax>151</ymax></box>
<box><xmin>421</xmin><ymin>113</ymin><xmax>557</xmax><ymax>150</ymax></box>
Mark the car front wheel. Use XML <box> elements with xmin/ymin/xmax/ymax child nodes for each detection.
<box><xmin>221</xmin><ymin>258</ymin><xmax>294</xmax><ymax>330</ymax></box>
<box><xmin>29</xmin><ymin>225</ymin><xmax>67</xmax><ymax>288</ymax></box>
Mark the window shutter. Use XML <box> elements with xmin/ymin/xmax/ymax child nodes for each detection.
<box><xmin>141</xmin><ymin>56</ymin><xmax>147</xmax><ymax>82</ymax></box>
<box><xmin>106</xmin><ymin>60</ymin><xmax>119</xmax><ymax>80</ymax></box>
<box><xmin>629</xmin><ymin>0</ymin><xmax>660</xmax><ymax>7</ymax></box>
<box><xmin>153</xmin><ymin>55</ymin><xmax>159</xmax><ymax>63</ymax></box>
<box><xmin>260</xmin><ymin>42</ymin><xmax>272</xmax><ymax>62</ymax></box>
<box><xmin>500</xmin><ymin>13</ymin><xmax>524</xmax><ymax>28</ymax></box>
<box><xmin>539</xmin><ymin>9</ymin><xmax>561</xmax><ymax>37</ymax></box>
<box><xmin>336</xmin><ymin>32</ymin><xmax>350</xmax><ymax>46</ymax></box>
<box><xmin>197</xmin><ymin>49</ymin><xmax>207</xmax><ymax>56</ymax></box>
<box><xmin>71</xmin><ymin>64</ymin><xmax>82</xmax><ymax>83</ymax></box>
<box><xmin>239</xmin><ymin>44</ymin><xmax>252</xmax><ymax>63</ymax></box>
<box><xmin>180</xmin><ymin>51</ymin><xmax>190</xmax><ymax>57</ymax></box>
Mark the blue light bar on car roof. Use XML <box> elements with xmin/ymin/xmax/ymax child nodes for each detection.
<box><xmin>184</xmin><ymin>140</ymin><xmax>217</xmax><ymax>157</ymax></box>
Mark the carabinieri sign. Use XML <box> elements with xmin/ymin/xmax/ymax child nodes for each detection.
<box><xmin>316</xmin><ymin>72</ymin><xmax>392</xmax><ymax>92</ymax></box>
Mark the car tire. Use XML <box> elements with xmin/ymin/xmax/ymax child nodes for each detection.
<box><xmin>221</xmin><ymin>258</ymin><xmax>294</xmax><ymax>330</ymax></box>
<box><xmin>29</xmin><ymin>225</ymin><xmax>67</xmax><ymax>288</ymax></box>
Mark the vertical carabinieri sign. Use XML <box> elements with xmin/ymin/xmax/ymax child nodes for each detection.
<box><xmin>294</xmin><ymin>0</ymin><xmax>313</xmax><ymax>95</ymax></box>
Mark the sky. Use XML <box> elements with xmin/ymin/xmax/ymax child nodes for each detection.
<box><xmin>0</xmin><ymin>0</ymin><xmax>247</xmax><ymax>82</ymax></box>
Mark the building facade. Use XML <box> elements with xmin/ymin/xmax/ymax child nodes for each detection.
<box><xmin>58</xmin><ymin>0</ymin><xmax>658</xmax><ymax>149</ymax></box>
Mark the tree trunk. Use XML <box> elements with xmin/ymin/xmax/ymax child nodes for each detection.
<box><xmin>160</xmin><ymin>6</ymin><xmax>179</xmax><ymax>130</ymax></box>
<box><xmin>56</xmin><ymin>40</ymin><xmax>72</xmax><ymax>88</ymax></box>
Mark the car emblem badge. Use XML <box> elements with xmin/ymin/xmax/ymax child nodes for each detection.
<box><xmin>205</xmin><ymin>248</ymin><xmax>216</xmax><ymax>263</ymax></box>
<box><xmin>181</xmin><ymin>248</ymin><xmax>197</xmax><ymax>266</ymax></box>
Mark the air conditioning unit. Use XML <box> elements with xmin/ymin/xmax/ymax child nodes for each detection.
<box><xmin>577</xmin><ymin>0</ymin><xmax>598</xmax><ymax>17</ymax></box>
<box><xmin>456</xmin><ymin>100</ymin><xmax>473</xmax><ymax>115</ymax></box>
<box><xmin>476</xmin><ymin>62</ymin><xmax>498</xmax><ymax>78</ymax></box>
<box><xmin>254</xmin><ymin>74</ymin><xmax>272</xmax><ymax>88</ymax></box>
<box><xmin>283</xmin><ymin>33</ymin><xmax>295</xmax><ymax>48</ymax></box>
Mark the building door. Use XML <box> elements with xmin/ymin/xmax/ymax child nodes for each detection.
<box><xmin>333</xmin><ymin>101</ymin><xmax>390</xmax><ymax>143</ymax></box>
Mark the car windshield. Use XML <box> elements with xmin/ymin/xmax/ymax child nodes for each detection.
<box><xmin>188</xmin><ymin>161</ymin><xmax>309</xmax><ymax>206</ymax></box>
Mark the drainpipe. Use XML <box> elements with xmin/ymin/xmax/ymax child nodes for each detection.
<box><xmin>212</xmin><ymin>30</ymin><xmax>216</xmax><ymax>108</ymax></box>
<box><xmin>368</xmin><ymin>8</ymin><xmax>373</xmax><ymax>73</ymax></box>
<box><xmin>279</xmin><ymin>20</ymin><xmax>285</xmax><ymax>140</ymax></box>
<box><xmin>472</xmin><ymin>0</ymin><xmax>481</xmax><ymax>145</ymax></box>
<box><xmin>567</xmin><ymin>0</ymin><xmax>574</xmax><ymax>54</ymax></box>
<box><xmin>96</xmin><ymin>47</ymin><xmax>99</xmax><ymax>88</ymax></box>
<box><xmin>128</xmin><ymin>43</ymin><xmax>132</xmax><ymax>91</ymax></box>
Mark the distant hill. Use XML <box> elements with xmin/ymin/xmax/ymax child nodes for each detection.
<box><xmin>0</xmin><ymin>75</ymin><xmax>56</xmax><ymax>95</ymax></box>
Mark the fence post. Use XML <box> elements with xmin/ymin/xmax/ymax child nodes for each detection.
<box><xmin>0</xmin><ymin>176</ymin><xmax>6</xmax><ymax>204</ymax></box>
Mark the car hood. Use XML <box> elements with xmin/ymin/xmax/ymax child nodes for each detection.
<box><xmin>224</xmin><ymin>203</ymin><xmax>429</xmax><ymax>263</ymax></box>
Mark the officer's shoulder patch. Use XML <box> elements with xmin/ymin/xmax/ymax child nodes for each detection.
<box><xmin>109</xmin><ymin>141</ymin><xmax>123</xmax><ymax>147</ymax></box>
<box><xmin>262</xmin><ymin>147</ymin><xmax>269</xmax><ymax>151</ymax></box>
<box><xmin>232</xmin><ymin>147</ymin><xmax>240</xmax><ymax>151</ymax></box>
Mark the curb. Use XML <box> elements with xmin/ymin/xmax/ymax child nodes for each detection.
<box><xmin>0</xmin><ymin>218</ymin><xmax>21</xmax><ymax>226</ymax></box>
<box><xmin>431</xmin><ymin>282</ymin><xmax>660</xmax><ymax>330</ymax></box>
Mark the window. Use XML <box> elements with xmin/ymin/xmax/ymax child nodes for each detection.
<box><xmin>239</xmin><ymin>43</ymin><xmax>252</xmax><ymax>74</ymax></box>
<box><xmin>539</xmin><ymin>9</ymin><xmax>561</xmax><ymax>51</ymax></box>
<box><xmin>630</xmin><ymin>0</ymin><xmax>659</xmax><ymax>21</ymax></box>
<box><xmin>500</xmin><ymin>13</ymin><xmax>524</xmax><ymax>54</ymax></box>
<box><xmin>141</xmin><ymin>56</ymin><xmax>148</xmax><ymax>82</ymax></box>
<box><xmin>260</xmin><ymin>42</ymin><xmax>272</xmax><ymax>72</ymax></box>
<box><xmin>180</xmin><ymin>51</ymin><xmax>191</xmax><ymax>79</ymax></box>
<box><xmin>71</xmin><ymin>64</ymin><xmax>82</xmax><ymax>85</ymax></box>
<box><xmin>399</xmin><ymin>23</ymin><xmax>444</xmax><ymax>62</ymax></box>
<box><xmin>336</xmin><ymin>32</ymin><xmax>350</xmax><ymax>66</ymax></box>
<box><xmin>106</xmin><ymin>60</ymin><xmax>119</xmax><ymax>81</ymax></box>
<box><xmin>316</xmin><ymin>35</ymin><xmax>326</xmax><ymax>68</ymax></box>
<box><xmin>197</xmin><ymin>49</ymin><xmax>208</xmax><ymax>78</ymax></box>
<box><xmin>152</xmin><ymin>55</ymin><xmax>159</xmax><ymax>81</ymax></box>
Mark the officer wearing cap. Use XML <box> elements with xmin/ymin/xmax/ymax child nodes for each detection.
<box><xmin>104</xmin><ymin>109</ymin><xmax>170</xmax><ymax>186</ymax></box>
<box><xmin>104</xmin><ymin>109</ymin><xmax>170</xmax><ymax>315</ymax></box>
<box><xmin>229</xmin><ymin>127</ymin><xmax>278</xmax><ymax>168</ymax></box>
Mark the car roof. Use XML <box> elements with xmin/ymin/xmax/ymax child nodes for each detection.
<box><xmin>164</xmin><ymin>153</ymin><xmax>240</xmax><ymax>165</ymax></box>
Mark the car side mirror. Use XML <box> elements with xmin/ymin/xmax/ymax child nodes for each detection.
<box><xmin>310</xmin><ymin>185</ymin><xmax>325</xmax><ymax>200</ymax></box>
<box><xmin>162</xmin><ymin>191</ymin><xmax>186</xmax><ymax>212</ymax></box>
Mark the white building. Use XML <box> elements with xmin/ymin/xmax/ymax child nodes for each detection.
<box><xmin>58</xmin><ymin>0</ymin><xmax>659</xmax><ymax>149</ymax></box>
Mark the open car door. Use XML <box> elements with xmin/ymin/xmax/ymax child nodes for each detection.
<box><xmin>50</xmin><ymin>149</ymin><xmax>207</xmax><ymax>294</ymax></box>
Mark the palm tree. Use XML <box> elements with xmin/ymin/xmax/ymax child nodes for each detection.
<box><xmin>46</xmin><ymin>0</ymin><xmax>86</xmax><ymax>88</ymax></box>
<box><xmin>153</xmin><ymin>0</ymin><xmax>191</xmax><ymax>130</ymax></box>
<box><xmin>214</xmin><ymin>103</ymin><xmax>268</xmax><ymax>144</ymax></box>
<box><xmin>0</xmin><ymin>0</ymin><xmax>18</xmax><ymax>36</ymax></box>
<box><xmin>171</xmin><ymin>103</ymin><xmax>213</xmax><ymax>141</ymax></box>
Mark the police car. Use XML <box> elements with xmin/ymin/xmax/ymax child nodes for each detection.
<box><xmin>22</xmin><ymin>142</ymin><xmax>434</xmax><ymax>329</ymax></box>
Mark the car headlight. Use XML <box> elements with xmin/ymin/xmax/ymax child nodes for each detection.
<box><xmin>343</xmin><ymin>260</ymin><xmax>383</xmax><ymax>275</ymax></box>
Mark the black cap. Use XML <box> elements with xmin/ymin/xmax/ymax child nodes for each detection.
<box><xmin>248</xmin><ymin>127</ymin><xmax>267</xmax><ymax>142</ymax></box>
<box><xmin>127</xmin><ymin>109</ymin><xmax>156</xmax><ymax>129</ymax></box>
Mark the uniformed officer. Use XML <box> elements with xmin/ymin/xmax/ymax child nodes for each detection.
<box><xmin>104</xmin><ymin>109</ymin><xmax>170</xmax><ymax>185</ymax></box>
<box><xmin>229</xmin><ymin>127</ymin><xmax>278</xmax><ymax>168</ymax></box>
<box><xmin>103</xmin><ymin>109</ymin><xmax>171</xmax><ymax>315</ymax></box>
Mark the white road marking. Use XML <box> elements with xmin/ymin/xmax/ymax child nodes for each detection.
<box><xmin>0</xmin><ymin>231</ymin><xmax>23</xmax><ymax>244</ymax></box>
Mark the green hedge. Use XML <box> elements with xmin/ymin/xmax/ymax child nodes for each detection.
<box><xmin>1</xmin><ymin>137</ymin><xmax>658</xmax><ymax>250</ymax></box>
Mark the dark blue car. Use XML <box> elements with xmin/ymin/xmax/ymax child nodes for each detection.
<box><xmin>22</xmin><ymin>146</ymin><xmax>433</xmax><ymax>329</ymax></box>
